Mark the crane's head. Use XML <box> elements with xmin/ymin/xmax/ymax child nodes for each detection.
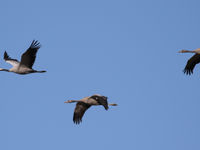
<box><xmin>178</xmin><ymin>50</ymin><xmax>189</xmax><ymax>53</ymax></box>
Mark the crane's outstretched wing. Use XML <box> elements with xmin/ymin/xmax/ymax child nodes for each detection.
<box><xmin>183</xmin><ymin>54</ymin><xmax>200</xmax><ymax>75</ymax></box>
<box><xmin>20</xmin><ymin>40</ymin><xmax>41</xmax><ymax>68</ymax></box>
<box><xmin>4</xmin><ymin>51</ymin><xmax>19</xmax><ymax>67</ymax></box>
<box><xmin>73</xmin><ymin>102</ymin><xmax>91</xmax><ymax>124</ymax></box>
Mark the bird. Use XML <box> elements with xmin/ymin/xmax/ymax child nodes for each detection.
<box><xmin>179</xmin><ymin>48</ymin><xmax>200</xmax><ymax>75</ymax></box>
<box><xmin>64</xmin><ymin>94</ymin><xmax>117</xmax><ymax>124</ymax></box>
<box><xmin>0</xmin><ymin>40</ymin><xmax>46</xmax><ymax>75</ymax></box>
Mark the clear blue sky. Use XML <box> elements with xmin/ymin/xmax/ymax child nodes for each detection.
<box><xmin>0</xmin><ymin>0</ymin><xmax>200</xmax><ymax>149</ymax></box>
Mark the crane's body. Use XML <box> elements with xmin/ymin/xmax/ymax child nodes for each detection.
<box><xmin>64</xmin><ymin>94</ymin><xmax>117</xmax><ymax>124</ymax></box>
<box><xmin>0</xmin><ymin>40</ymin><xmax>46</xmax><ymax>75</ymax></box>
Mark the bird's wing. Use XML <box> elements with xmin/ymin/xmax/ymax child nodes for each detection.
<box><xmin>4</xmin><ymin>51</ymin><xmax>19</xmax><ymax>67</ymax></box>
<box><xmin>183</xmin><ymin>54</ymin><xmax>200</xmax><ymax>75</ymax></box>
<box><xmin>95</xmin><ymin>96</ymin><xmax>109</xmax><ymax>110</ymax></box>
<box><xmin>73</xmin><ymin>102</ymin><xmax>91</xmax><ymax>124</ymax></box>
<box><xmin>20</xmin><ymin>40</ymin><xmax>41</xmax><ymax>68</ymax></box>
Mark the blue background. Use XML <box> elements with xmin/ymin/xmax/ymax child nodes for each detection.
<box><xmin>0</xmin><ymin>0</ymin><xmax>200</xmax><ymax>149</ymax></box>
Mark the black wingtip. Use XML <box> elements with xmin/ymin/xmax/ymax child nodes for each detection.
<box><xmin>73</xmin><ymin>119</ymin><xmax>82</xmax><ymax>124</ymax></box>
<box><xmin>4</xmin><ymin>51</ymin><xmax>9</xmax><ymax>60</ymax></box>
<box><xmin>30</xmin><ymin>40</ymin><xmax>41</xmax><ymax>49</ymax></box>
<box><xmin>73</xmin><ymin>114</ymin><xmax>81</xmax><ymax>124</ymax></box>
<box><xmin>183</xmin><ymin>69</ymin><xmax>193</xmax><ymax>75</ymax></box>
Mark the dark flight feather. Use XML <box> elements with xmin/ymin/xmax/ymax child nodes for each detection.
<box><xmin>73</xmin><ymin>102</ymin><xmax>91</xmax><ymax>124</ymax></box>
<box><xmin>20</xmin><ymin>40</ymin><xmax>41</xmax><ymax>68</ymax></box>
<box><xmin>183</xmin><ymin>54</ymin><xmax>200</xmax><ymax>75</ymax></box>
<box><xmin>4</xmin><ymin>51</ymin><xmax>19</xmax><ymax>62</ymax></box>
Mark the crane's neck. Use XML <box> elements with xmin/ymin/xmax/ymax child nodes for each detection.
<box><xmin>0</xmin><ymin>68</ymin><xmax>9</xmax><ymax>72</ymax></box>
<box><xmin>180</xmin><ymin>50</ymin><xmax>196</xmax><ymax>53</ymax></box>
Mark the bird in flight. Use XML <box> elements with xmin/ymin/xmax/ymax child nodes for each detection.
<box><xmin>64</xmin><ymin>94</ymin><xmax>117</xmax><ymax>124</ymax></box>
<box><xmin>0</xmin><ymin>40</ymin><xmax>46</xmax><ymax>74</ymax></box>
<box><xmin>179</xmin><ymin>48</ymin><xmax>200</xmax><ymax>75</ymax></box>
